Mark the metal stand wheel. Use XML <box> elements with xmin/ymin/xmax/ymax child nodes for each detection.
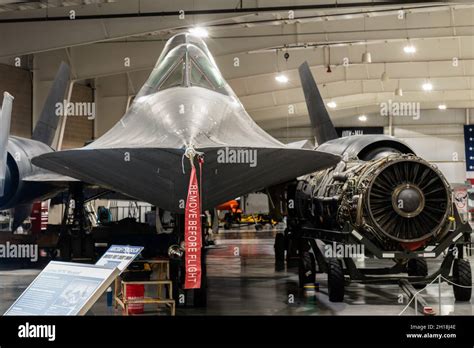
<box><xmin>328</xmin><ymin>259</ymin><xmax>345</xmax><ymax>302</ymax></box>
<box><xmin>298</xmin><ymin>251</ymin><xmax>316</xmax><ymax>287</ymax></box>
<box><xmin>407</xmin><ymin>259</ymin><xmax>428</xmax><ymax>289</ymax></box>
<box><xmin>452</xmin><ymin>258</ymin><xmax>472</xmax><ymax>302</ymax></box>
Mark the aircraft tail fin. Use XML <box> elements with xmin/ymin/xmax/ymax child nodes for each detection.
<box><xmin>298</xmin><ymin>61</ymin><xmax>338</xmax><ymax>145</ymax></box>
<box><xmin>32</xmin><ymin>62</ymin><xmax>71</xmax><ymax>147</ymax></box>
<box><xmin>0</xmin><ymin>92</ymin><xmax>14</xmax><ymax>197</ymax></box>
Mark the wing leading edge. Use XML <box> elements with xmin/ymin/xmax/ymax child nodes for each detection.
<box><xmin>33</xmin><ymin>146</ymin><xmax>339</xmax><ymax>212</ymax></box>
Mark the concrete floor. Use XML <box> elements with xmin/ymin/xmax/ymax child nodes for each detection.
<box><xmin>1</xmin><ymin>227</ymin><xmax>473</xmax><ymax>316</ymax></box>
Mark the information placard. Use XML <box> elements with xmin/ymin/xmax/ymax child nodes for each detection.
<box><xmin>95</xmin><ymin>245</ymin><xmax>144</xmax><ymax>272</ymax></box>
<box><xmin>4</xmin><ymin>261</ymin><xmax>119</xmax><ymax>316</ymax></box>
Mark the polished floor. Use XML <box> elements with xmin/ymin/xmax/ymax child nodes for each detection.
<box><xmin>0</xmin><ymin>227</ymin><xmax>473</xmax><ymax>316</ymax></box>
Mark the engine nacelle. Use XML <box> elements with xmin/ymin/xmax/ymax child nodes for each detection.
<box><xmin>295</xmin><ymin>154</ymin><xmax>452</xmax><ymax>251</ymax></box>
<box><xmin>0</xmin><ymin>136</ymin><xmax>63</xmax><ymax>209</ymax></box>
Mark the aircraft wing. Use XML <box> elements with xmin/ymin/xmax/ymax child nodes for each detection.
<box><xmin>23</xmin><ymin>172</ymin><xmax>79</xmax><ymax>182</ymax></box>
<box><xmin>32</xmin><ymin>146</ymin><xmax>339</xmax><ymax>213</ymax></box>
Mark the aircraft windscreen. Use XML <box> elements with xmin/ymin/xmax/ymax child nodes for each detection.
<box><xmin>159</xmin><ymin>58</ymin><xmax>185</xmax><ymax>90</ymax></box>
<box><xmin>137</xmin><ymin>40</ymin><xmax>230</xmax><ymax>96</ymax></box>
<box><xmin>137</xmin><ymin>45</ymin><xmax>186</xmax><ymax>95</ymax></box>
<box><xmin>188</xmin><ymin>46</ymin><xmax>227</xmax><ymax>94</ymax></box>
<box><xmin>157</xmin><ymin>33</ymin><xmax>214</xmax><ymax>65</ymax></box>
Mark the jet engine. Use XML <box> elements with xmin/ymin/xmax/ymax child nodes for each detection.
<box><xmin>0</xmin><ymin>137</ymin><xmax>63</xmax><ymax>209</ymax></box>
<box><xmin>295</xmin><ymin>154</ymin><xmax>453</xmax><ymax>251</ymax></box>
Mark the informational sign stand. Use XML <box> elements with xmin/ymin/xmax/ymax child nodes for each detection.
<box><xmin>4</xmin><ymin>245</ymin><xmax>144</xmax><ymax>316</ymax></box>
<box><xmin>4</xmin><ymin>262</ymin><xmax>119</xmax><ymax>316</ymax></box>
<box><xmin>95</xmin><ymin>245</ymin><xmax>144</xmax><ymax>272</ymax></box>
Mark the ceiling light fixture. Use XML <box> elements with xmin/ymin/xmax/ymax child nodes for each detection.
<box><xmin>422</xmin><ymin>82</ymin><xmax>433</xmax><ymax>91</ymax></box>
<box><xmin>403</xmin><ymin>45</ymin><xmax>416</xmax><ymax>54</ymax></box>
<box><xmin>327</xmin><ymin>101</ymin><xmax>337</xmax><ymax>109</ymax></box>
<box><xmin>358</xmin><ymin>115</ymin><xmax>367</xmax><ymax>122</ymax></box>
<box><xmin>438</xmin><ymin>104</ymin><xmax>447</xmax><ymax>110</ymax></box>
<box><xmin>275</xmin><ymin>74</ymin><xmax>289</xmax><ymax>83</ymax></box>
<box><xmin>189</xmin><ymin>27</ymin><xmax>209</xmax><ymax>38</ymax></box>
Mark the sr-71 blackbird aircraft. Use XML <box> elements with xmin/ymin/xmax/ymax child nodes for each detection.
<box><xmin>0</xmin><ymin>63</ymin><xmax>75</xmax><ymax>231</ymax></box>
<box><xmin>32</xmin><ymin>33</ymin><xmax>340</xmax><ymax>213</ymax></box>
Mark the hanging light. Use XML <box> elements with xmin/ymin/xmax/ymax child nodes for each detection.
<box><xmin>422</xmin><ymin>82</ymin><xmax>433</xmax><ymax>91</ymax></box>
<box><xmin>362</xmin><ymin>51</ymin><xmax>372</xmax><ymax>64</ymax></box>
<box><xmin>361</xmin><ymin>18</ymin><xmax>371</xmax><ymax>63</ymax></box>
<box><xmin>189</xmin><ymin>27</ymin><xmax>209</xmax><ymax>38</ymax></box>
<box><xmin>327</xmin><ymin>101</ymin><xmax>337</xmax><ymax>108</ymax></box>
<box><xmin>326</xmin><ymin>45</ymin><xmax>332</xmax><ymax>73</ymax></box>
<box><xmin>275</xmin><ymin>74</ymin><xmax>289</xmax><ymax>83</ymax></box>
<box><xmin>358</xmin><ymin>115</ymin><xmax>368</xmax><ymax>122</ymax></box>
<box><xmin>403</xmin><ymin>45</ymin><xmax>416</xmax><ymax>54</ymax></box>
<box><xmin>381</xmin><ymin>63</ymin><xmax>389</xmax><ymax>82</ymax></box>
<box><xmin>438</xmin><ymin>104</ymin><xmax>447</xmax><ymax>110</ymax></box>
<box><xmin>395</xmin><ymin>79</ymin><xmax>403</xmax><ymax>96</ymax></box>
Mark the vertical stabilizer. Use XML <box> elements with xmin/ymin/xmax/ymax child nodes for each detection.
<box><xmin>0</xmin><ymin>92</ymin><xmax>14</xmax><ymax>196</ymax></box>
<box><xmin>32</xmin><ymin>62</ymin><xmax>71</xmax><ymax>147</ymax></box>
<box><xmin>298</xmin><ymin>61</ymin><xmax>338</xmax><ymax>144</ymax></box>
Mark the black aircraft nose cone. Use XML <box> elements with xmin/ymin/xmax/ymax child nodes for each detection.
<box><xmin>392</xmin><ymin>185</ymin><xmax>425</xmax><ymax>218</ymax></box>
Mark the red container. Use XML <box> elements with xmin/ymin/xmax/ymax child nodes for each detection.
<box><xmin>125</xmin><ymin>284</ymin><xmax>145</xmax><ymax>314</ymax></box>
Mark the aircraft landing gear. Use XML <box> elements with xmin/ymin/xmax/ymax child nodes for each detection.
<box><xmin>171</xmin><ymin>213</ymin><xmax>209</xmax><ymax>307</ymax></box>
<box><xmin>58</xmin><ymin>183</ymin><xmax>94</xmax><ymax>261</ymax></box>
<box><xmin>274</xmin><ymin>233</ymin><xmax>285</xmax><ymax>262</ymax></box>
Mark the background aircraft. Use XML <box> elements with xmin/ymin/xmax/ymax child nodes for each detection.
<box><xmin>0</xmin><ymin>63</ymin><xmax>76</xmax><ymax>231</ymax></box>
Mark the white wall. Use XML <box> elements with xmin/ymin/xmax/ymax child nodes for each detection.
<box><xmin>270</xmin><ymin>108</ymin><xmax>470</xmax><ymax>184</ymax></box>
<box><xmin>391</xmin><ymin>108</ymin><xmax>467</xmax><ymax>184</ymax></box>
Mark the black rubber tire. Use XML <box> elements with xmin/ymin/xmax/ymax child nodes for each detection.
<box><xmin>274</xmin><ymin>233</ymin><xmax>285</xmax><ymax>262</ymax></box>
<box><xmin>328</xmin><ymin>259</ymin><xmax>345</xmax><ymax>302</ymax></box>
<box><xmin>452</xmin><ymin>259</ymin><xmax>472</xmax><ymax>302</ymax></box>
<box><xmin>298</xmin><ymin>251</ymin><xmax>316</xmax><ymax>287</ymax></box>
<box><xmin>407</xmin><ymin>259</ymin><xmax>428</xmax><ymax>289</ymax></box>
<box><xmin>407</xmin><ymin>259</ymin><xmax>428</xmax><ymax>276</ymax></box>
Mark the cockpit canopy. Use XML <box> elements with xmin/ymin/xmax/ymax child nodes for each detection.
<box><xmin>137</xmin><ymin>33</ymin><xmax>230</xmax><ymax>97</ymax></box>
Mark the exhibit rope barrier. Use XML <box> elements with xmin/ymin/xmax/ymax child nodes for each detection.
<box><xmin>398</xmin><ymin>274</ymin><xmax>473</xmax><ymax>316</ymax></box>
